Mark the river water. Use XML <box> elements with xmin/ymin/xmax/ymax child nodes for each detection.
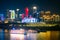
<box><xmin>0</xmin><ymin>29</ymin><xmax>37</xmax><ymax>40</ymax></box>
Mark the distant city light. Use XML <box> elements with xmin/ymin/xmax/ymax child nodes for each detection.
<box><xmin>0</xmin><ymin>14</ymin><xmax>5</xmax><ymax>21</ymax></box>
<box><xmin>10</xmin><ymin>10</ymin><xmax>15</xmax><ymax>19</ymax></box>
<box><xmin>16</xmin><ymin>9</ymin><xmax>20</xmax><ymax>11</ymax></box>
<box><xmin>20</xmin><ymin>28</ymin><xmax>23</xmax><ymax>30</ymax></box>
<box><xmin>22</xmin><ymin>17</ymin><xmax>38</xmax><ymax>23</ymax></box>
<box><xmin>5</xmin><ymin>29</ymin><xmax>8</xmax><ymax>32</ymax></box>
<box><xmin>9</xmin><ymin>10</ymin><xmax>12</xmax><ymax>12</ymax></box>
<box><xmin>25</xmin><ymin>7</ymin><xmax>29</xmax><ymax>17</ymax></box>
<box><xmin>12</xmin><ymin>28</ymin><xmax>15</xmax><ymax>30</ymax></box>
<box><xmin>33</xmin><ymin>6</ymin><xmax>37</xmax><ymax>10</ymax></box>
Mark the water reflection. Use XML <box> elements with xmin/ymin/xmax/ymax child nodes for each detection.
<box><xmin>0</xmin><ymin>29</ymin><xmax>4</xmax><ymax>40</ymax></box>
<box><xmin>10</xmin><ymin>29</ymin><xmax>37</xmax><ymax>40</ymax></box>
<box><xmin>0</xmin><ymin>29</ymin><xmax>37</xmax><ymax>40</ymax></box>
<box><xmin>0</xmin><ymin>29</ymin><xmax>60</xmax><ymax>40</ymax></box>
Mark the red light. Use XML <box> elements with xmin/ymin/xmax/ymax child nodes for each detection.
<box><xmin>25</xmin><ymin>7</ymin><xmax>29</xmax><ymax>17</ymax></box>
<box><xmin>22</xmin><ymin>14</ymin><xmax>25</xmax><ymax>19</ymax></box>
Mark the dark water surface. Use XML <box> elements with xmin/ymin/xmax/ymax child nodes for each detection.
<box><xmin>0</xmin><ymin>29</ymin><xmax>37</xmax><ymax>40</ymax></box>
<box><xmin>0</xmin><ymin>29</ymin><xmax>60</xmax><ymax>40</ymax></box>
<box><xmin>0</xmin><ymin>29</ymin><xmax>9</xmax><ymax>40</ymax></box>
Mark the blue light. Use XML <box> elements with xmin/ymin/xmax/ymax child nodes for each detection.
<box><xmin>0</xmin><ymin>29</ymin><xmax>4</xmax><ymax>40</ymax></box>
<box><xmin>22</xmin><ymin>17</ymin><xmax>38</xmax><ymax>23</ymax></box>
<box><xmin>0</xmin><ymin>14</ymin><xmax>5</xmax><ymax>21</ymax></box>
<box><xmin>12</xmin><ymin>28</ymin><xmax>15</xmax><ymax>30</ymax></box>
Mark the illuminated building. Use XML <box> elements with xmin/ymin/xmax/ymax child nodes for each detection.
<box><xmin>22</xmin><ymin>13</ymin><xmax>25</xmax><ymax>19</ymax></box>
<box><xmin>32</xmin><ymin>6</ymin><xmax>37</xmax><ymax>18</ymax></box>
<box><xmin>6</xmin><ymin>9</ymin><xmax>11</xmax><ymax>22</ymax></box>
<box><xmin>39</xmin><ymin>11</ymin><xmax>45</xmax><ymax>22</ymax></box>
<box><xmin>40</xmin><ymin>11</ymin><xmax>45</xmax><ymax>17</ymax></box>
<box><xmin>51</xmin><ymin>14</ymin><xmax>56</xmax><ymax>22</ymax></box>
<box><xmin>40</xmin><ymin>11</ymin><xmax>51</xmax><ymax>22</ymax></box>
<box><xmin>6</xmin><ymin>9</ymin><xmax>10</xmax><ymax>18</ymax></box>
<box><xmin>16</xmin><ymin>9</ymin><xmax>20</xmax><ymax>19</ymax></box>
<box><xmin>9</xmin><ymin>10</ymin><xmax>15</xmax><ymax>19</ymax></box>
<box><xmin>45</xmin><ymin>11</ymin><xmax>51</xmax><ymax>15</ymax></box>
<box><xmin>52</xmin><ymin>14</ymin><xmax>60</xmax><ymax>22</ymax></box>
<box><xmin>25</xmin><ymin>7</ymin><xmax>29</xmax><ymax>17</ymax></box>
<box><xmin>19</xmin><ymin>14</ymin><xmax>22</xmax><ymax>18</ymax></box>
<box><xmin>22</xmin><ymin>17</ymin><xmax>38</xmax><ymax>23</ymax></box>
<box><xmin>55</xmin><ymin>15</ymin><xmax>60</xmax><ymax>22</ymax></box>
<box><xmin>0</xmin><ymin>14</ymin><xmax>5</xmax><ymax>22</ymax></box>
<box><xmin>33</xmin><ymin>6</ymin><xmax>37</xmax><ymax>13</ymax></box>
<box><xmin>4</xmin><ymin>19</ymin><xmax>9</xmax><ymax>23</ymax></box>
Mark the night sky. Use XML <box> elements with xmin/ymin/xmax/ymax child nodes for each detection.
<box><xmin>0</xmin><ymin>0</ymin><xmax>60</xmax><ymax>14</ymax></box>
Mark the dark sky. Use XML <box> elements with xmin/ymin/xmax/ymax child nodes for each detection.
<box><xmin>0</xmin><ymin>0</ymin><xmax>60</xmax><ymax>14</ymax></box>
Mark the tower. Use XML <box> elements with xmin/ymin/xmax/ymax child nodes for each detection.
<box><xmin>25</xmin><ymin>7</ymin><xmax>29</xmax><ymax>17</ymax></box>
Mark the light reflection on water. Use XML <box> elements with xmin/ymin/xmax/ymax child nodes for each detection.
<box><xmin>0</xmin><ymin>29</ymin><xmax>4</xmax><ymax>40</ymax></box>
<box><xmin>0</xmin><ymin>29</ymin><xmax>60</xmax><ymax>40</ymax></box>
<box><xmin>0</xmin><ymin>29</ymin><xmax>37</xmax><ymax>40</ymax></box>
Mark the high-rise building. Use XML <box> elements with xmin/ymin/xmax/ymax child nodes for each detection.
<box><xmin>45</xmin><ymin>11</ymin><xmax>51</xmax><ymax>16</ymax></box>
<box><xmin>33</xmin><ymin>6</ymin><xmax>37</xmax><ymax>13</ymax></box>
<box><xmin>6</xmin><ymin>9</ymin><xmax>11</xmax><ymax>20</ymax></box>
<box><xmin>0</xmin><ymin>14</ymin><xmax>5</xmax><ymax>21</ymax></box>
<box><xmin>40</xmin><ymin>11</ymin><xmax>45</xmax><ymax>17</ymax></box>
<box><xmin>54</xmin><ymin>15</ymin><xmax>60</xmax><ymax>22</ymax></box>
<box><xmin>16</xmin><ymin>9</ymin><xmax>20</xmax><ymax>19</ymax></box>
<box><xmin>32</xmin><ymin>6</ymin><xmax>37</xmax><ymax>18</ymax></box>
<box><xmin>9</xmin><ymin>10</ymin><xmax>16</xmax><ymax>19</ymax></box>
<box><xmin>25</xmin><ymin>7</ymin><xmax>29</xmax><ymax>17</ymax></box>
